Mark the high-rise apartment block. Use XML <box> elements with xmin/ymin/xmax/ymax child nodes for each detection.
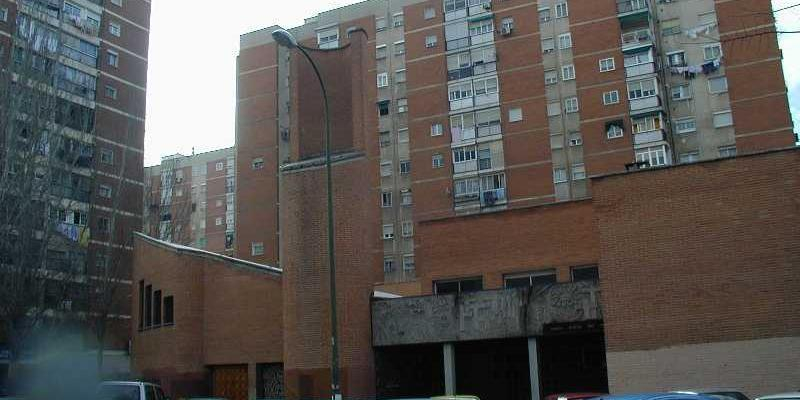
<box><xmin>144</xmin><ymin>148</ymin><xmax>237</xmax><ymax>253</ymax></box>
<box><xmin>0</xmin><ymin>0</ymin><xmax>151</xmax><ymax>369</ymax></box>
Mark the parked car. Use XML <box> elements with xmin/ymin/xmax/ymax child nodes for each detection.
<box><xmin>756</xmin><ymin>393</ymin><xmax>800</xmax><ymax>400</ymax></box>
<box><xmin>592</xmin><ymin>393</ymin><xmax>718</xmax><ymax>400</ymax></box>
<box><xmin>674</xmin><ymin>389</ymin><xmax>750</xmax><ymax>400</ymax></box>
<box><xmin>97</xmin><ymin>381</ymin><xmax>168</xmax><ymax>400</ymax></box>
<box><xmin>545</xmin><ymin>392</ymin><xmax>606</xmax><ymax>400</ymax></box>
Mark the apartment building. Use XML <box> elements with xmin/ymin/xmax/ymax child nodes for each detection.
<box><xmin>144</xmin><ymin>148</ymin><xmax>236</xmax><ymax>254</ymax></box>
<box><xmin>235</xmin><ymin>0</ymin><xmax>794</xmax><ymax>398</ymax></box>
<box><xmin>0</xmin><ymin>0</ymin><xmax>151</xmax><ymax>377</ymax></box>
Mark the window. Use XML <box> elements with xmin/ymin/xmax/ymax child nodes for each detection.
<box><xmin>153</xmin><ymin>290</ymin><xmax>162</xmax><ymax>326</ymax></box>
<box><xmin>704</xmin><ymin>43</ymin><xmax>722</xmax><ymax>60</ymax></box>
<box><xmin>398</xmin><ymin>128</ymin><xmax>409</xmax><ymax>143</ymax></box>
<box><xmin>397</xmin><ymin>98</ymin><xmax>408</xmax><ymax>113</ymax></box>
<box><xmin>564</xmin><ymin>97</ymin><xmax>579</xmax><ymax>113</ymax></box>
<box><xmin>105</xmin><ymin>85</ymin><xmax>118</xmax><ymax>99</ymax></box>
<box><xmin>376</xmin><ymin>17</ymin><xmax>387</xmax><ymax>31</ymax></box>
<box><xmin>432</xmin><ymin>153</ymin><xmax>444</xmax><ymax>168</ymax></box>
<box><xmin>632</xmin><ymin>114</ymin><xmax>662</xmax><ymax>134</ymax></box>
<box><xmin>252</xmin><ymin>157</ymin><xmax>264</xmax><ymax>170</ymax></box>
<box><xmin>662</xmin><ymin>19</ymin><xmax>681</xmax><ymax>36</ymax></box>
<box><xmin>719</xmin><ymin>145</ymin><xmax>737</xmax><ymax>158</ymax></box>
<box><xmin>713</xmin><ymin>110</ymin><xmax>733</xmax><ymax>128</ymax></box>
<box><xmin>453</xmin><ymin>146</ymin><xmax>477</xmax><ymax>163</ymax></box>
<box><xmin>674</xmin><ymin>117</ymin><xmax>697</xmax><ymax>134</ymax></box>
<box><xmin>627</xmin><ymin>78</ymin><xmax>657</xmax><ymax>99</ymax></box>
<box><xmin>98</xmin><ymin>216</ymin><xmax>110</xmax><ymax>233</ymax></box>
<box><xmin>101</xmin><ymin>149</ymin><xmax>114</xmax><ymax>165</ymax></box>
<box><xmin>381</xmin><ymin>162</ymin><xmax>393</xmax><ymax>177</ymax></box>
<box><xmin>555</xmin><ymin>2</ymin><xmax>569</xmax><ymax>18</ymax></box>
<box><xmin>679</xmin><ymin>151</ymin><xmax>700</xmax><ymax>164</ymax></box>
<box><xmin>607</xmin><ymin>124</ymin><xmax>623</xmax><ymax>139</ymax></box>
<box><xmin>317</xmin><ymin>27</ymin><xmax>339</xmax><ymax>49</ymax></box>
<box><xmin>666</xmin><ymin>51</ymin><xmax>685</xmax><ymax>67</ymax></box>
<box><xmin>435</xmin><ymin>278</ymin><xmax>483</xmax><ymax>294</ymax></box>
<box><xmin>424</xmin><ymin>7</ymin><xmax>436</xmax><ymax>19</ymax></box>
<box><xmin>599</xmin><ymin>57</ymin><xmax>615</xmax><ymax>72</ymax></box>
<box><xmin>553</xmin><ymin>168</ymin><xmax>567</xmax><ymax>183</ymax></box>
<box><xmin>558</xmin><ymin>33</ymin><xmax>572</xmax><ymax>49</ymax></box>
<box><xmin>572</xmin><ymin>163</ymin><xmax>586</xmax><ymax>180</ymax></box>
<box><xmin>431</xmin><ymin>123</ymin><xmax>444</xmax><ymax>136</ymax></box>
<box><xmin>376</xmin><ymin>45</ymin><xmax>387</xmax><ymax>59</ymax></box>
<box><xmin>163</xmin><ymin>296</ymin><xmax>174</xmax><ymax>325</ymax></box>
<box><xmin>401</xmin><ymin>189</ymin><xmax>413</xmax><ymax>205</ymax></box>
<box><xmin>671</xmin><ymin>84</ymin><xmax>692</xmax><ymax>101</ymax></box>
<box><xmin>394</xmin><ymin>40</ymin><xmax>405</xmax><ymax>55</ymax></box>
<box><xmin>382</xmin><ymin>224</ymin><xmax>395</xmax><ymax>240</ymax></box>
<box><xmin>468</xmin><ymin>19</ymin><xmax>493</xmax><ymax>36</ymax></box>
<box><xmin>215</xmin><ymin>217</ymin><xmax>223</xmax><ymax>226</ymax></box>
<box><xmin>251</xmin><ymin>242</ymin><xmax>264</xmax><ymax>256</ymax></box>
<box><xmin>547</xmin><ymin>102</ymin><xmax>561</xmax><ymax>117</ymax></box>
<box><xmin>107</xmin><ymin>50</ymin><xmax>119</xmax><ymax>67</ymax></box>
<box><xmin>571</xmin><ymin>265</ymin><xmax>599</xmax><ymax>282</ymax></box>
<box><xmin>144</xmin><ymin>284</ymin><xmax>152</xmax><ymax>327</ymax></box>
<box><xmin>708</xmin><ymin>76</ymin><xmax>728</xmax><ymax>94</ymax></box>
<box><xmin>403</xmin><ymin>255</ymin><xmax>415</xmax><ymax>271</ymax></box>
<box><xmin>568</xmin><ymin>132</ymin><xmax>582</xmax><ymax>146</ymax></box>
<box><xmin>402</xmin><ymin>221</ymin><xmax>414</xmax><ymax>237</ymax></box>
<box><xmin>561</xmin><ymin>64</ymin><xmax>575</xmax><ymax>80</ymax></box>
<box><xmin>109</xmin><ymin>21</ymin><xmax>121</xmax><ymax>37</ymax></box>
<box><xmin>501</xmin><ymin>17</ymin><xmax>514</xmax><ymax>33</ymax></box>
<box><xmin>378</xmin><ymin>101</ymin><xmax>390</xmax><ymax>116</ymax></box>
<box><xmin>539</xmin><ymin>8</ymin><xmax>551</xmax><ymax>23</ymax></box>
<box><xmin>425</xmin><ymin>35</ymin><xmax>438</xmax><ymax>48</ymax></box>
<box><xmin>449</xmin><ymin>81</ymin><xmax>473</xmax><ymax>101</ymax></box>
<box><xmin>377</xmin><ymin>130</ymin><xmax>388</xmax><ymax>147</ymax></box>
<box><xmin>399</xmin><ymin>160</ymin><xmax>411</xmax><ymax>174</ymax></box>
<box><xmin>603</xmin><ymin>90</ymin><xmax>620</xmax><ymax>105</ymax></box>
<box><xmin>215</xmin><ymin>162</ymin><xmax>224</xmax><ymax>171</ymax></box>
<box><xmin>541</xmin><ymin>37</ymin><xmax>555</xmax><ymax>53</ymax></box>
<box><xmin>509</xmin><ymin>107</ymin><xmax>523</xmax><ymax>122</ymax></box>
<box><xmin>99</xmin><ymin>184</ymin><xmax>112</xmax><ymax>198</ymax></box>
<box><xmin>377</xmin><ymin>72</ymin><xmax>389</xmax><ymax>88</ymax></box>
<box><xmin>393</xmin><ymin>13</ymin><xmax>404</xmax><ymax>27</ymax></box>
<box><xmin>473</xmin><ymin>76</ymin><xmax>498</xmax><ymax>96</ymax></box>
<box><xmin>383</xmin><ymin>258</ymin><xmax>395</xmax><ymax>273</ymax></box>
<box><xmin>624</xmin><ymin>50</ymin><xmax>653</xmax><ymax>67</ymax></box>
<box><xmin>505</xmin><ymin>270</ymin><xmax>557</xmax><ymax>289</ymax></box>
<box><xmin>544</xmin><ymin>69</ymin><xmax>558</xmax><ymax>85</ymax></box>
<box><xmin>0</xmin><ymin>7</ymin><xmax>7</xmax><ymax>22</ymax></box>
<box><xmin>381</xmin><ymin>191</ymin><xmax>392</xmax><ymax>207</ymax></box>
<box><xmin>635</xmin><ymin>145</ymin><xmax>669</xmax><ymax>167</ymax></box>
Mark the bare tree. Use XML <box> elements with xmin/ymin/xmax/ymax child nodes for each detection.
<box><xmin>143</xmin><ymin>157</ymin><xmax>195</xmax><ymax>246</ymax></box>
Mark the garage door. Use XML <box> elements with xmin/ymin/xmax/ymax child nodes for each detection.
<box><xmin>212</xmin><ymin>364</ymin><xmax>248</xmax><ymax>400</ymax></box>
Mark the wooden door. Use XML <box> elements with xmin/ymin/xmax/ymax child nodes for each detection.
<box><xmin>212</xmin><ymin>364</ymin><xmax>248</xmax><ymax>400</ymax></box>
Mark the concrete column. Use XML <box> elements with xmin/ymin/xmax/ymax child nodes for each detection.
<box><xmin>443</xmin><ymin>343</ymin><xmax>457</xmax><ymax>396</ymax></box>
<box><xmin>248</xmin><ymin>362</ymin><xmax>257</xmax><ymax>400</ymax></box>
<box><xmin>528</xmin><ymin>337</ymin><xmax>541</xmax><ymax>400</ymax></box>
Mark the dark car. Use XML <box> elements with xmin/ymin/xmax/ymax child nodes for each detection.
<box><xmin>593</xmin><ymin>393</ymin><xmax>718</xmax><ymax>400</ymax></box>
<box><xmin>545</xmin><ymin>392</ymin><xmax>606</xmax><ymax>400</ymax></box>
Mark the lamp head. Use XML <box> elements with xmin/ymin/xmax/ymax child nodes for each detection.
<box><xmin>271</xmin><ymin>28</ymin><xmax>298</xmax><ymax>48</ymax></box>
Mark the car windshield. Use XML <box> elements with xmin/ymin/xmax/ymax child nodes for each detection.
<box><xmin>97</xmin><ymin>385</ymin><xmax>140</xmax><ymax>400</ymax></box>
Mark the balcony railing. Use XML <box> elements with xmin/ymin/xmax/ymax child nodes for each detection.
<box><xmin>481</xmin><ymin>188</ymin><xmax>506</xmax><ymax>206</ymax></box>
<box><xmin>621</xmin><ymin>29</ymin><xmax>652</xmax><ymax>50</ymax></box>
<box><xmin>448</xmin><ymin>66</ymin><xmax>474</xmax><ymax>81</ymax></box>
<box><xmin>473</xmin><ymin>61</ymin><xmax>497</xmax><ymax>75</ymax></box>
<box><xmin>454</xmin><ymin>160</ymin><xmax>478</xmax><ymax>174</ymax></box>
<box><xmin>474</xmin><ymin>92</ymin><xmax>499</xmax><ymax>107</ymax></box>
<box><xmin>633</xmin><ymin>129</ymin><xmax>665</xmax><ymax>145</ymax></box>
<box><xmin>617</xmin><ymin>0</ymin><xmax>648</xmax><ymax>14</ymax></box>
<box><xmin>629</xmin><ymin>95</ymin><xmax>661</xmax><ymax>112</ymax></box>
<box><xmin>477</xmin><ymin>123</ymin><xmax>501</xmax><ymax>138</ymax></box>
<box><xmin>446</xmin><ymin>37</ymin><xmax>471</xmax><ymax>51</ymax></box>
<box><xmin>625</xmin><ymin>62</ymin><xmax>656</xmax><ymax>78</ymax></box>
<box><xmin>451</xmin><ymin>126</ymin><xmax>477</xmax><ymax>143</ymax></box>
<box><xmin>450</xmin><ymin>97</ymin><xmax>474</xmax><ymax>111</ymax></box>
<box><xmin>470</xmin><ymin>32</ymin><xmax>494</xmax><ymax>45</ymax></box>
<box><xmin>445</xmin><ymin>8</ymin><xmax>468</xmax><ymax>22</ymax></box>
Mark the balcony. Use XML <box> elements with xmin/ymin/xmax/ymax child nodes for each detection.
<box><xmin>481</xmin><ymin>187</ymin><xmax>506</xmax><ymax>206</ymax></box>
<box><xmin>476</xmin><ymin>123</ymin><xmax>501</xmax><ymax>138</ymax></box>
<box><xmin>468</xmin><ymin>1</ymin><xmax>492</xmax><ymax>17</ymax></box>
<box><xmin>616</xmin><ymin>0</ymin><xmax>649</xmax><ymax>27</ymax></box>
<box><xmin>473</xmin><ymin>61</ymin><xmax>497</xmax><ymax>76</ymax></box>
<box><xmin>445</xmin><ymin>8</ymin><xmax>468</xmax><ymax>22</ymax></box>
<box><xmin>446</xmin><ymin>37</ymin><xmax>471</xmax><ymax>52</ymax></box>
<box><xmin>451</xmin><ymin>126</ymin><xmax>477</xmax><ymax>143</ymax></box>
<box><xmin>474</xmin><ymin>92</ymin><xmax>499</xmax><ymax>107</ymax></box>
<box><xmin>621</xmin><ymin>28</ymin><xmax>652</xmax><ymax>52</ymax></box>
<box><xmin>450</xmin><ymin>97</ymin><xmax>475</xmax><ymax>111</ymax></box>
<box><xmin>625</xmin><ymin>62</ymin><xmax>656</xmax><ymax>78</ymax></box>
<box><xmin>470</xmin><ymin>32</ymin><xmax>494</xmax><ymax>46</ymax></box>
<box><xmin>633</xmin><ymin>129</ymin><xmax>665</xmax><ymax>145</ymax></box>
<box><xmin>448</xmin><ymin>66</ymin><xmax>474</xmax><ymax>81</ymax></box>
<box><xmin>629</xmin><ymin>95</ymin><xmax>661</xmax><ymax>113</ymax></box>
<box><xmin>371</xmin><ymin>281</ymin><xmax>602</xmax><ymax>346</ymax></box>
<box><xmin>454</xmin><ymin>159</ymin><xmax>478</xmax><ymax>174</ymax></box>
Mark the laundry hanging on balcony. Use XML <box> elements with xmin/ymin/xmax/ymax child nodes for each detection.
<box><xmin>669</xmin><ymin>59</ymin><xmax>721</xmax><ymax>78</ymax></box>
<box><xmin>684</xmin><ymin>22</ymin><xmax>718</xmax><ymax>39</ymax></box>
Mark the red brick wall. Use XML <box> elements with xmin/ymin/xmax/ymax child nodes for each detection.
<box><xmin>593</xmin><ymin>148</ymin><xmax>800</xmax><ymax>353</ymax></box>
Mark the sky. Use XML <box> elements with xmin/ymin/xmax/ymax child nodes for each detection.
<box><xmin>142</xmin><ymin>0</ymin><xmax>800</xmax><ymax>166</ymax></box>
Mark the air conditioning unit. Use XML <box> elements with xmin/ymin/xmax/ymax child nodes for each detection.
<box><xmin>501</xmin><ymin>26</ymin><xmax>513</xmax><ymax>36</ymax></box>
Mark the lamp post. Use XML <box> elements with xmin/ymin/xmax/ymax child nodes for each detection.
<box><xmin>272</xmin><ymin>27</ymin><xmax>365</xmax><ymax>400</ymax></box>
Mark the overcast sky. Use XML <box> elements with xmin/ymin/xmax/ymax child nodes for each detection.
<box><xmin>142</xmin><ymin>0</ymin><xmax>800</xmax><ymax>166</ymax></box>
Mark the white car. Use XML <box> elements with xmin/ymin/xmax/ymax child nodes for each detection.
<box><xmin>97</xmin><ymin>381</ymin><xmax>168</xmax><ymax>400</ymax></box>
<box><xmin>756</xmin><ymin>393</ymin><xmax>800</xmax><ymax>400</ymax></box>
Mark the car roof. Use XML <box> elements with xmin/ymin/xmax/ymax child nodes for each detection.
<box><xmin>595</xmin><ymin>393</ymin><xmax>716</xmax><ymax>400</ymax></box>
<box><xmin>756</xmin><ymin>393</ymin><xmax>800</xmax><ymax>400</ymax></box>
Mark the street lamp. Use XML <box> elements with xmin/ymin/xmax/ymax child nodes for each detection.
<box><xmin>272</xmin><ymin>26</ymin><xmax>366</xmax><ymax>400</ymax></box>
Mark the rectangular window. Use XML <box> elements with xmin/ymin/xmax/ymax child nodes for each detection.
<box><xmin>603</xmin><ymin>90</ymin><xmax>620</xmax><ymax>105</ymax></box>
<box><xmin>376</xmin><ymin>17</ymin><xmax>387</xmax><ymax>31</ymax></box>
<box><xmin>215</xmin><ymin>217</ymin><xmax>223</xmax><ymax>226</ymax></box>
<box><xmin>381</xmin><ymin>191</ymin><xmax>392</xmax><ymax>207</ymax></box>
<box><xmin>107</xmin><ymin>50</ymin><xmax>119</xmax><ymax>67</ymax></box>
<box><xmin>607</xmin><ymin>123</ymin><xmax>624</xmax><ymax>139</ymax></box>
<box><xmin>667</xmin><ymin>51</ymin><xmax>685</xmax><ymax>67</ymax></box>
<box><xmin>627</xmin><ymin>78</ymin><xmax>657</xmax><ymax>99</ymax></box>
<box><xmin>568</xmin><ymin>132</ymin><xmax>582</xmax><ymax>147</ymax></box>
<box><xmin>394</xmin><ymin>40</ymin><xmax>405</xmax><ymax>55</ymax></box>
<box><xmin>431</xmin><ymin>123</ymin><xmax>444</xmax><ymax>136</ymax></box>
<box><xmin>509</xmin><ymin>107</ymin><xmax>523</xmax><ymax>122</ymax></box>
<box><xmin>662</xmin><ymin>19</ymin><xmax>681</xmax><ymax>36</ymax></box>
<box><xmin>109</xmin><ymin>21</ymin><xmax>121</xmax><ymax>37</ymax></box>
<box><xmin>572</xmin><ymin>164</ymin><xmax>586</xmax><ymax>180</ymax></box>
<box><xmin>401</xmin><ymin>189</ymin><xmax>413</xmax><ymax>205</ymax></box>
<box><xmin>453</xmin><ymin>146</ymin><xmax>477</xmax><ymax>163</ymax></box>
<box><xmin>561</xmin><ymin>64</ymin><xmax>575</xmax><ymax>80</ymax></box>
<box><xmin>679</xmin><ymin>151</ymin><xmax>700</xmax><ymax>164</ymax></box>
<box><xmin>571</xmin><ymin>265</ymin><xmax>599</xmax><ymax>282</ymax></box>
<box><xmin>624</xmin><ymin>49</ymin><xmax>653</xmax><ymax>67</ymax></box>
<box><xmin>163</xmin><ymin>296</ymin><xmax>174</xmax><ymax>325</ymax></box>
<box><xmin>501</xmin><ymin>17</ymin><xmax>514</xmax><ymax>33</ymax></box>
<box><xmin>425</xmin><ymin>35</ymin><xmax>438</xmax><ymax>48</ymax></box>
<box><xmin>105</xmin><ymin>85</ymin><xmax>118</xmax><ymax>99</ymax></box>
<box><xmin>424</xmin><ymin>7</ymin><xmax>436</xmax><ymax>20</ymax></box>
<box><xmin>0</xmin><ymin>7</ymin><xmax>7</xmax><ymax>22</ymax></box>
<box><xmin>544</xmin><ymin>69</ymin><xmax>558</xmax><ymax>85</ymax></box>
<box><xmin>377</xmin><ymin>72</ymin><xmax>389</xmax><ymax>88</ymax></box>
<box><xmin>632</xmin><ymin>114</ymin><xmax>662</xmax><ymax>134</ymax></box>
<box><xmin>216</xmin><ymin>161</ymin><xmax>224</xmax><ymax>171</ymax></box>
<box><xmin>145</xmin><ymin>284</ymin><xmax>152</xmax><ymax>327</ymax></box>
<box><xmin>138</xmin><ymin>281</ymin><xmax>144</xmax><ymax>330</ymax></box>
<box><xmin>381</xmin><ymin>162</ymin><xmax>393</xmax><ymax>177</ymax></box>
<box><xmin>98</xmin><ymin>216</ymin><xmax>110</xmax><ymax>233</ymax></box>
<box><xmin>251</xmin><ymin>242</ymin><xmax>264</xmax><ymax>256</ymax></box>
<box><xmin>101</xmin><ymin>149</ymin><xmax>114</xmax><ymax>165</ymax></box>
<box><xmin>403</xmin><ymin>255</ymin><xmax>415</xmax><ymax>271</ymax></box>
<box><xmin>449</xmin><ymin>81</ymin><xmax>473</xmax><ymax>101</ymax></box>
<box><xmin>713</xmin><ymin>110</ymin><xmax>733</xmax><ymax>128</ymax></box>
<box><xmin>558</xmin><ymin>33</ymin><xmax>572</xmax><ymax>49</ymax></box>
<box><xmin>635</xmin><ymin>145</ymin><xmax>669</xmax><ymax>167</ymax></box>
<box><xmin>435</xmin><ymin>278</ymin><xmax>482</xmax><ymax>294</ymax></box>
<box><xmin>555</xmin><ymin>2</ymin><xmax>568</xmax><ymax>18</ymax></box>
<box><xmin>382</xmin><ymin>224</ymin><xmax>395</xmax><ymax>240</ymax></box>
<box><xmin>674</xmin><ymin>117</ymin><xmax>696</xmax><ymax>134</ymax></box>
<box><xmin>398</xmin><ymin>128</ymin><xmax>409</xmax><ymax>143</ymax></box>
<box><xmin>153</xmin><ymin>290</ymin><xmax>162</xmax><ymax>326</ymax></box>
<box><xmin>432</xmin><ymin>153</ymin><xmax>444</xmax><ymax>168</ymax></box>
<box><xmin>378</xmin><ymin>101</ymin><xmax>390</xmax><ymax>116</ymax></box>
<box><xmin>399</xmin><ymin>160</ymin><xmax>411</xmax><ymax>174</ymax></box>
<box><xmin>376</xmin><ymin>44</ymin><xmax>387</xmax><ymax>59</ymax></box>
<box><xmin>671</xmin><ymin>84</ymin><xmax>692</xmax><ymax>101</ymax></box>
<box><xmin>383</xmin><ymin>258</ymin><xmax>395</xmax><ymax>273</ymax></box>
<box><xmin>99</xmin><ymin>184</ymin><xmax>113</xmax><ymax>198</ymax></box>
<box><xmin>252</xmin><ymin>157</ymin><xmax>264</xmax><ymax>170</ymax></box>
<box><xmin>708</xmin><ymin>76</ymin><xmax>728</xmax><ymax>94</ymax></box>
<box><xmin>547</xmin><ymin>102</ymin><xmax>561</xmax><ymax>117</ymax></box>
<box><xmin>704</xmin><ymin>43</ymin><xmax>722</xmax><ymax>60</ymax></box>
<box><xmin>505</xmin><ymin>270</ymin><xmax>557</xmax><ymax>289</ymax></box>
<box><xmin>564</xmin><ymin>97</ymin><xmax>579</xmax><ymax>113</ymax></box>
<box><xmin>393</xmin><ymin>13</ymin><xmax>404</xmax><ymax>27</ymax></box>
<box><xmin>599</xmin><ymin>57</ymin><xmax>615</xmax><ymax>72</ymax></box>
<box><xmin>541</xmin><ymin>37</ymin><xmax>555</xmax><ymax>53</ymax></box>
<box><xmin>397</xmin><ymin>98</ymin><xmax>408</xmax><ymax>113</ymax></box>
<box><xmin>539</xmin><ymin>8</ymin><xmax>551</xmax><ymax>23</ymax></box>
<box><xmin>719</xmin><ymin>145</ymin><xmax>737</xmax><ymax>158</ymax></box>
<box><xmin>317</xmin><ymin>27</ymin><xmax>339</xmax><ymax>49</ymax></box>
<box><xmin>553</xmin><ymin>168</ymin><xmax>567</xmax><ymax>183</ymax></box>
<box><xmin>402</xmin><ymin>221</ymin><xmax>414</xmax><ymax>237</ymax></box>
